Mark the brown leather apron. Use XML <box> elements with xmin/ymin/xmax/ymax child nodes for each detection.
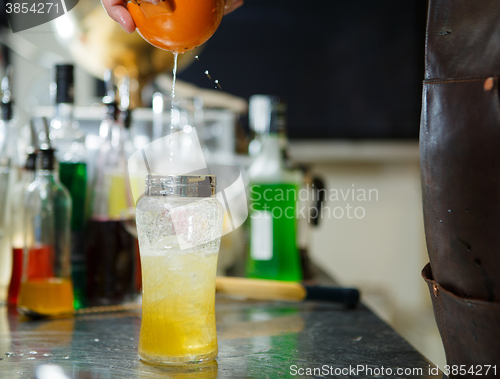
<box><xmin>420</xmin><ymin>0</ymin><xmax>500</xmax><ymax>373</ymax></box>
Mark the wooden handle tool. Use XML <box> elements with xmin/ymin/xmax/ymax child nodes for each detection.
<box><xmin>215</xmin><ymin>277</ymin><xmax>360</xmax><ymax>308</ymax></box>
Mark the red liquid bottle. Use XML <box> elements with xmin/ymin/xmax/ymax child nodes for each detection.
<box><xmin>7</xmin><ymin>152</ymin><xmax>36</xmax><ymax>305</ymax></box>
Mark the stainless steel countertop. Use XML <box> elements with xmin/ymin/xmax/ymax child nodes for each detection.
<box><xmin>0</xmin><ymin>295</ymin><xmax>445</xmax><ymax>379</ymax></box>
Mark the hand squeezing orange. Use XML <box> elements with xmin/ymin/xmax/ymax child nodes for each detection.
<box><xmin>127</xmin><ymin>0</ymin><xmax>225</xmax><ymax>53</ymax></box>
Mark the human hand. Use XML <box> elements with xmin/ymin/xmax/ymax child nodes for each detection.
<box><xmin>101</xmin><ymin>0</ymin><xmax>243</xmax><ymax>33</ymax></box>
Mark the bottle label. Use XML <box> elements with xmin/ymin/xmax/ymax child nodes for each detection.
<box><xmin>250</xmin><ymin>210</ymin><xmax>273</xmax><ymax>261</ymax></box>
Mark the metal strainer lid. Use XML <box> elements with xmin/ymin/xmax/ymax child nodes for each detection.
<box><xmin>145</xmin><ymin>174</ymin><xmax>216</xmax><ymax>197</ymax></box>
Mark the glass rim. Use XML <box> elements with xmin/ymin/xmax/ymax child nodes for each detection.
<box><xmin>145</xmin><ymin>174</ymin><xmax>216</xmax><ymax>197</ymax></box>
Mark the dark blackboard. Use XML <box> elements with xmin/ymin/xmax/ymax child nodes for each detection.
<box><xmin>177</xmin><ymin>0</ymin><xmax>427</xmax><ymax>140</ymax></box>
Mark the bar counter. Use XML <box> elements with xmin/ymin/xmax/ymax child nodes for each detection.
<box><xmin>0</xmin><ymin>290</ymin><xmax>445</xmax><ymax>379</ymax></box>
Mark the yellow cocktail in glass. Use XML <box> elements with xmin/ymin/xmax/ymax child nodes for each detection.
<box><xmin>138</xmin><ymin>250</ymin><xmax>218</xmax><ymax>364</ymax></box>
<box><xmin>135</xmin><ymin>174</ymin><xmax>223</xmax><ymax>365</ymax></box>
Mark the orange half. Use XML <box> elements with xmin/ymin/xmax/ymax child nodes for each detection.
<box><xmin>127</xmin><ymin>0</ymin><xmax>225</xmax><ymax>53</ymax></box>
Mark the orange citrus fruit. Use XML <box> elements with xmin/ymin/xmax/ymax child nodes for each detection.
<box><xmin>127</xmin><ymin>0</ymin><xmax>225</xmax><ymax>53</ymax></box>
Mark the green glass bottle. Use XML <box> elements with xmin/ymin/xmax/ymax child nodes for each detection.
<box><xmin>50</xmin><ymin>64</ymin><xmax>87</xmax><ymax>309</ymax></box>
<box><xmin>246</xmin><ymin>95</ymin><xmax>302</xmax><ymax>282</ymax></box>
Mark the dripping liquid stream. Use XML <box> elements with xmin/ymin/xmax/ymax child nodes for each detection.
<box><xmin>169</xmin><ymin>52</ymin><xmax>178</xmax><ymax>163</ymax></box>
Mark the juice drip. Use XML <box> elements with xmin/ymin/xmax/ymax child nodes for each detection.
<box><xmin>18</xmin><ymin>278</ymin><xmax>74</xmax><ymax>316</ymax></box>
<box><xmin>169</xmin><ymin>52</ymin><xmax>178</xmax><ymax>163</ymax></box>
<box><xmin>171</xmin><ymin>52</ymin><xmax>178</xmax><ymax>113</ymax></box>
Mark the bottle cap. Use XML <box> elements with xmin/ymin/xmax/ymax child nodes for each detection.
<box><xmin>122</xmin><ymin>109</ymin><xmax>132</xmax><ymax>129</ymax></box>
<box><xmin>272</xmin><ymin>97</ymin><xmax>287</xmax><ymax>135</ymax></box>
<box><xmin>1</xmin><ymin>68</ymin><xmax>13</xmax><ymax>121</ymax></box>
<box><xmin>249</xmin><ymin>95</ymin><xmax>286</xmax><ymax>135</ymax></box>
<box><xmin>104</xmin><ymin>100</ymin><xmax>120</xmax><ymax>121</ymax></box>
<box><xmin>25</xmin><ymin>152</ymin><xmax>37</xmax><ymax>171</ymax></box>
<box><xmin>1</xmin><ymin>101</ymin><xmax>13</xmax><ymax>121</ymax></box>
<box><xmin>55</xmin><ymin>64</ymin><xmax>74</xmax><ymax>104</ymax></box>
<box><xmin>37</xmin><ymin>148</ymin><xmax>57</xmax><ymax>171</ymax></box>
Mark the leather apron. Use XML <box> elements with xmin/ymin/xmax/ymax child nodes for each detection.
<box><xmin>420</xmin><ymin>0</ymin><xmax>500</xmax><ymax>373</ymax></box>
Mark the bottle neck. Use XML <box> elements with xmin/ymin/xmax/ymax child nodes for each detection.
<box><xmin>35</xmin><ymin>168</ymin><xmax>59</xmax><ymax>182</ymax></box>
<box><xmin>52</xmin><ymin>103</ymin><xmax>75</xmax><ymax>131</ymax></box>
<box><xmin>261</xmin><ymin>133</ymin><xmax>285</xmax><ymax>160</ymax></box>
<box><xmin>22</xmin><ymin>169</ymin><xmax>36</xmax><ymax>183</ymax></box>
<box><xmin>1</xmin><ymin>101</ymin><xmax>13</xmax><ymax>122</ymax></box>
<box><xmin>50</xmin><ymin>103</ymin><xmax>85</xmax><ymax>163</ymax></box>
<box><xmin>0</xmin><ymin>118</ymin><xmax>18</xmax><ymax>161</ymax></box>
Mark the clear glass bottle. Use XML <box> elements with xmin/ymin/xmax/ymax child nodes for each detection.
<box><xmin>135</xmin><ymin>174</ymin><xmax>224</xmax><ymax>365</ymax></box>
<box><xmin>86</xmin><ymin>98</ymin><xmax>137</xmax><ymax>306</ymax></box>
<box><xmin>49</xmin><ymin>64</ymin><xmax>87</xmax><ymax>309</ymax></box>
<box><xmin>7</xmin><ymin>152</ymin><xmax>37</xmax><ymax>305</ymax></box>
<box><xmin>245</xmin><ymin>95</ymin><xmax>303</xmax><ymax>282</ymax></box>
<box><xmin>247</xmin><ymin>94</ymin><xmax>272</xmax><ymax>157</ymax></box>
<box><xmin>18</xmin><ymin>148</ymin><xmax>74</xmax><ymax>317</ymax></box>
<box><xmin>0</xmin><ymin>69</ymin><xmax>20</xmax><ymax>303</ymax></box>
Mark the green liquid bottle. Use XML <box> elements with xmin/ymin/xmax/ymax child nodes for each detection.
<box><xmin>246</xmin><ymin>96</ymin><xmax>302</xmax><ymax>282</ymax></box>
<box><xmin>59</xmin><ymin>161</ymin><xmax>87</xmax><ymax>309</ymax></box>
<box><xmin>50</xmin><ymin>65</ymin><xmax>87</xmax><ymax>309</ymax></box>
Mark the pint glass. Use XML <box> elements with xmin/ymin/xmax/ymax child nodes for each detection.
<box><xmin>136</xmin><ymin>174</ymin><xmax>223</xmax><ymax>365</ymax></box>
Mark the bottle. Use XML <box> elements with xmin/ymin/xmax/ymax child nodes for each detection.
<box><xmin>86</xmin><ymin>92</ymin><xmax>137</xmax><ymax>306</ymax></box>
<box><xmin>7</xmin><ymin>152</ymin><xmax>37</xmax><ymax>305</ymax></box>
<box><xmin>49</xmin><ymin>64</ymin><xmax>87</xmax><ymax>309</ymax></box>
<box><xmin>247</xmin><ymin>95</ymin><xmax>270</xmax><ymax>157</ymax></box>
<box><xmin>245</xmin><ymin>95</ymin><xmax>302</xmax><ymax>282</ymax></box>
<box><xmin>0</xmin><ymin>68</ymin><xmax>20</xmax><ymax>303</ymax></box>
<box><xmin>18</xmin><ymin>148</ymin><xmax>74</xmax><ymax>317</ymax></box>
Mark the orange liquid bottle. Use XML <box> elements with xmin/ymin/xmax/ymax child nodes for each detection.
<box><xmin>17</xmin><ymin>148</ymin><xmax>74</xmax><ymax>317</ymax></box>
